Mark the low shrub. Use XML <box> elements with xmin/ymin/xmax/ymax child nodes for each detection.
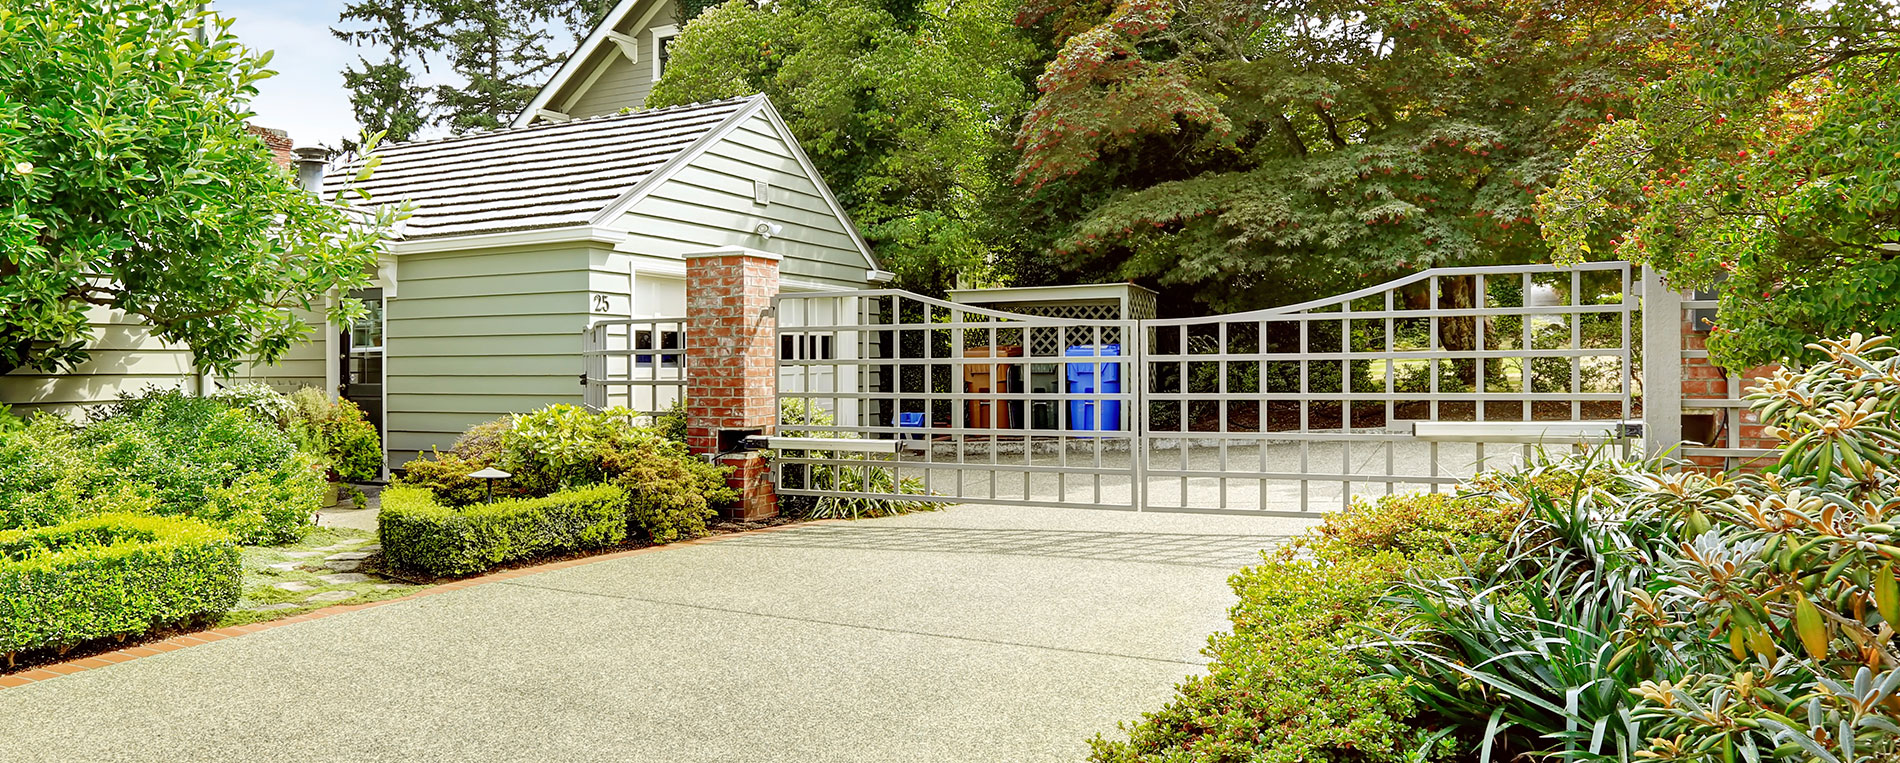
<box><xmin>0</xmin><ymin>514</ymin><xmax>241</xmax><ymax>657</ymax></box>
<box><xmin>286</xmin><ymin>388</ymin><xmax>382</xmax><ymax>482</ymax></box>
<box><xmin>601</xmin><ymin>431</ymin><xmax>735</xmax><ymax>543</ymax></box>
<box><xmin>398</xmin><ymin>450</ymin><xmax>497</xmax><ymax>507</ymax></box>
<box><xmin>1090</xmin><ymin>490</ymin><xmax>1511</xmax><ymax>763</ymax></box>
<box><xmin>378</xmin><ymin>484</ymin><xmax>629</xmax><ymax>577</ymax></box>
<box><xmin>0</xmin><ymin>391</ymin><xmax>320</xmax><ymax>544</ymax></box>
<box><xmin>398</xmin><ymin>406</ymin><xmax>733</xmax><ymax>543</ymax></box>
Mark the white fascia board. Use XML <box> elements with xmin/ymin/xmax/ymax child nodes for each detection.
<box><xmin>588</xmin><ymin>96</ymin><xmax>770</xmax><ymax>226</ymax></box>
<box><xmin>781</xmin><ymin>276</ymin><xmax>847</xmax><ymax>292</ymax></box>
<box><xmin>388</xmin><ymin>225</ymin><xmax>629</xmax><ymax>255</ymax></box>
<box><xmin>513</xmin><ymin>0</ymin><xmax>644</xmax><ymax>128</ymax></box>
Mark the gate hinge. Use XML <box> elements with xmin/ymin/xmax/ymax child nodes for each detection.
<box><xmin>578</xmin><ymin>372</ymin><xmax>588</xmax><ymax>387</ymax></box>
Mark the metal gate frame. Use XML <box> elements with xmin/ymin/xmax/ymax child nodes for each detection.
<box><xmin>768</xmin><ymin>262</ymin><xmax>1644</xmax><ymax>517</ymax></box>
<box><xmin>581</xmin><ymin>317</ymin><xmax>689</xmax><ymax>416</ymax></box>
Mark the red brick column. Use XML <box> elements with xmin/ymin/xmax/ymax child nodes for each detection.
<box><xmin>1680</xmin><ymin>316</ymin><xmax>1780</xmax><ymax>474</ymax></box>
<box><xmin>685</xmin><ymin>249</ymin><xmax>780</xmax><ymax>520</ymax></box>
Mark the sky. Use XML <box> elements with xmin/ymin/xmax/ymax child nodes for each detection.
<box><xmin>219</xmin><ymin>0</ymin><xmax>362</xmax><ymax>148</ymax></box>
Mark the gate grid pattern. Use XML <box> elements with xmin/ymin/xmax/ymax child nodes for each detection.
<box><xmin>582</xmin><ymin>317</ymin><xmax>688</xmax><ymax>416</ymax></box>
<box><xmin>775</xmin><ymin>262</ymin><xmax>1638</xmax><ymax>517</ymax></box>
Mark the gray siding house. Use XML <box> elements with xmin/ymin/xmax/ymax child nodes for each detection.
<box><xmin>329</xmin><ymin>95</ymin><xmax>886</xmax><ymax>465</ymax></box>
<box><xmin>517</xmin><ymin>0</ymin><xmax>683</xmax><ymax>126</ymax></box>
<box><xmin>4</xmin><ymin>1</ymin><xmax>886</xmax><ymax>472</ymax></box>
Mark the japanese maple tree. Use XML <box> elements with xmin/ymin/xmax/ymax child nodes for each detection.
<box><xmin>1010</xmin><ymin>0</ymin><xmax>1689</xmax><ymax>312</ymax></box>
<box><xmin>1540</xmin><ymin>0</ymin><xmax>1900</xmax><ymax>369</ymax></box>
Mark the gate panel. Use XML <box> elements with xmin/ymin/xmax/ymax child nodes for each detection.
<box><xmin>582</xmin><ymin>317</ymin><xmax>688</xmax><ymax>416</ymax></box>
<box><xmin>1140</xmin><ymin>262</ymin><xmax>1636</xmax><ymax>515</ymax></box>
<box><xmin>773</xmin><ymin>291</ymin><xmax>1142</xmax><ymax>510</ymax></box>
<box><xmin>770</xmin><ymin>264</ymin><xmax>1638</xmax><ymax>516</ymax></box>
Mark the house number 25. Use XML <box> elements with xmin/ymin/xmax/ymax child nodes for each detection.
<box><xmin>593</xmin><ymin>295</ymin><xmax>611</xmax><ymax>313</ymax></box>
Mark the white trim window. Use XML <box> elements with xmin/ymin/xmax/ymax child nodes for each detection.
<box><xmin>650</xmin><ymin>24</ymin><xmax>679</xmax><ymax>82</ymax></box>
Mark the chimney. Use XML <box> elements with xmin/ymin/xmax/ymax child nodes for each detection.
<box><xmin>293</xmin><ymin>147</ymin><xmax>328</xmax><ymax>194</ymax></box>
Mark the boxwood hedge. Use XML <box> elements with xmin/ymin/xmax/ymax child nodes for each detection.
<box><xmin>378</xmin><ymin>484</ymin><xmax>628</xmax><ymax>577</ymax></box>
<box><xmin>1</xmin><ymin>514</ymin><xmax>241</xmax><ymax>656</ymax></box>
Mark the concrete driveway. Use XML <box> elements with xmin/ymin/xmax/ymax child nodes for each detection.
<box><xmin>0</xmin><ymin>505</ymin><xmax>1312</xmax><ymax>763</ymax></box>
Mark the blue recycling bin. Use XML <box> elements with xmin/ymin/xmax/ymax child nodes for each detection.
<box><xmin>1065</xmin><ymin>344</ymin><xmax>1122</xmax><ymax>432</ymax></box>
<box><xmin>897</xmin><ymin>411</ymin><xmax>927</xmax><ymax>439</ymax></box>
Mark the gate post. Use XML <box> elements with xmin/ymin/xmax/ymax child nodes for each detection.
<box><xmin>1641</xmin><ymin>268</ymin><xmax>1683</xmax><ymax>461</ymax></box>
<box><xmin>684</xmin><ymin>248</ymin><xmax>780</xmax><ymax>520</ymax></box>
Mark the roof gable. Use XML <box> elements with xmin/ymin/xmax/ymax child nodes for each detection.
<box><xmin>513</xmin><ymin>0</ymin><xmax>673</xmax><ymax>128</ymax></box>
<box><xmin>326</xmin><ymin>98</ymin><xmax>753</xmax><ymax>240</ymax></box>
<box><xmin>588</xmin><ymin>98</ymin><xmax>882</xmax><ymax>273</ymax></box>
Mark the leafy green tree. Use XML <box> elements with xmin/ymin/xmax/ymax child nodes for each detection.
<box><xmin>0</xmin><ymin>1</ymin><xmax>402</xmax><ymax>377</ymax></box>
<box><xmin>333</xmin><ymin>0</ymin><xmax>617</xmax><ymax>142</ymax></box>
<box><xmin>647</xmin><ymin>0</ymin><xmax>1036</xmax><ymax>295</ymax></box>
<box><xmin>1540</xmin><ymin>0</ymin><xmax>1900</xmax><ymax>369</ymax></box>
<box><xmin>1006</xmin><ymin>0</ymin><xmax>1688</xmax><ymax>313</ymax></box>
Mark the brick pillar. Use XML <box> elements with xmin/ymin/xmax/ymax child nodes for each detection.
<box><xmin>685</xmin><ymin>248</ymin><xmax>780</xmax><ymax>520</ymax></box>
<box><xmin>1679</xmin><ymin>314</ymin><xmax>1781</xmax><ymax>474</ymax></box>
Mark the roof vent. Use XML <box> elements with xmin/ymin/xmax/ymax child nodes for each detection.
<box><xmin>292</xmin><ymin>147</ymin><xmax>328</xmax><ymax>193</ymax></box>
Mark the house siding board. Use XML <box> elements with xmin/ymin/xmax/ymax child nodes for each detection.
<box><xmin>384</xmin><ymin>245</ymin><xmax>592</xmax><ymax>464</ymax></box>
<box><xmin>608</xmin><ymin>114</ymin><xmax>873</xmax><ymax>290</ymax></box>
<box><xmin>232</xmin><ymin>305</ymin><xmax>328</xmax><ymax>395</ymax></box>
<box><xmin>558</xmin><ymin>0</ymin><xmax>677</xmax><ymax>118</ymax></box>
<box><xmin>2</xmin><ymin>308</ymin><xmax>196</xmax><ymax>419</ymax></box>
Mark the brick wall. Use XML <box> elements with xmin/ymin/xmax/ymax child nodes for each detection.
<box><xmin>684</xmin><ymin>249</ymin><xmax>780</xmax><ymax>520</ymax></box>
<box><xmin>248</xmin><ymin>125</ymin><xmax>295</xmax><ymax>169</ymax></box>
<box><xmin>1680</xmin><ymin>316</ymin><xmax>1779</xmax><ymax>472</ymax></box>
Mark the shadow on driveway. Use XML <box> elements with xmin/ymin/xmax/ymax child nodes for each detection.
<box><xmin>715</xmin><ymin>524</ymin><xmax>1296</xmax><ymax>569</ymax></box>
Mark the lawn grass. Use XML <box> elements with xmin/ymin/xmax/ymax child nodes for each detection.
<box><xmin>218</xmin><ymin>526</ymin><xmax>426</xmax><ymax>627</ymax></box>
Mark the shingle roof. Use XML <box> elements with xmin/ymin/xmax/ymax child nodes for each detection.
<box><xmin>325</xmin><ymin>97</ymin><xmax>756</xmax><ymax>240</ymax></box>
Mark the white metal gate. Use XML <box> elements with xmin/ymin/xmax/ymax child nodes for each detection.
<box><xmin>1139</xmin><ymin>262</ymin><xmax>1636</xmax><ymax>513</ymax></box>
<box><xmin>770</xmin><ymin>263</ymin><xmax>1640</xmax><ymax>517</ymax></box>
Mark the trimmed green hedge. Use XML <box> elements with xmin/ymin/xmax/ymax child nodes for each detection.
<box><xmin>0</xmin><ymin>514</ymin><xmax>241</xmax><ymax>655</ymax></box>
<box><xmin>378</xmin><ymin>484</ymin><xmax>628</xmax><ymax>577</ymax></box>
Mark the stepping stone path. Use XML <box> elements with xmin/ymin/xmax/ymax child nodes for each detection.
<box><xmin>307</xmin><ymin>590</ymin><xmax>356</xmax><ymax>603</ymax></box>
<box><xmin>326</xmin><ymin>551</ymin><xmax>374</xmax><ymax>561</ymax></box>
<box><xmin>324</xmin><ymin>560</ymin><xmax>364</xmax><ymax>572</ymax></box>
<box><xmin>272</xmin><ymin>582</ymin><xmax>315</xmax><ymax>592</ymax></box>
<box><xmin>283</xmin><ymin>551</ymin><xmax>324</xmax><ymax>559</ymax></box>
<box><xmin>319</xmin><ymin>573</ymin><xmax>372</xmax><ymax>585</ymax></box>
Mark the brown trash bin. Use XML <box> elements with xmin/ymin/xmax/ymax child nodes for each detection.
<box><xmin>962</xmin><ymin>346</ymin><xmax>1023</xmax><ymax>429</ymax></box>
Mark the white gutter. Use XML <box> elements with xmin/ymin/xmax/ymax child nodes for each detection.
<box><xmin>388</xmin><ymin>225</ymin><xmax>629</xmax><ymax>255</ymax></box>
